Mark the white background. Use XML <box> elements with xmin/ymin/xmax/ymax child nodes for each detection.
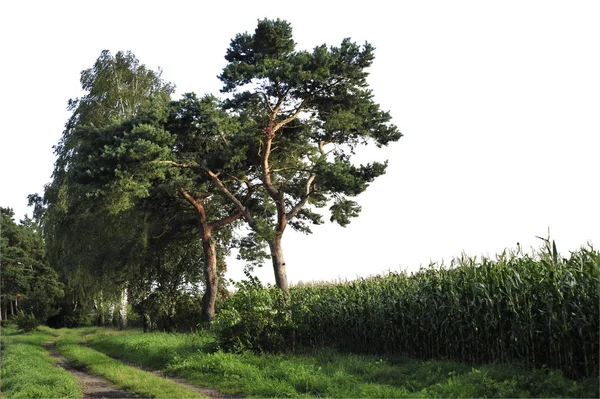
<box><xmin>1</xmin><ymin>1</ymin><xmax>598</xmax><ymax>285</ymax></box>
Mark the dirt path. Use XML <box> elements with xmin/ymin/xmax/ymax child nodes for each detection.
<box><xmin>43</xmin><ymin>341</ymin><xmax>136</xmax><ymax>399</ymax></box>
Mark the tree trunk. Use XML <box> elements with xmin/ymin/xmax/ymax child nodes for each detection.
<box><xmin>201</xmin><ymin>231</ymin><xmax>218</xmax><ymax>323</ymax></box>
<box><xmin>10</xmin><ymin>300</ymin><xmax>14</xmax><ymax>316</ymax></box>
<box><xmin>178</xmin><ymin>186</ymin><xmax>236</xmax><ymax>327</ymax></box>
<box><xmin>118</xmin><ymin>287</ymin><xmax>128</xmax><ymax>330</ymax></box>
<box><xmin>109</xmin><ymin>302</ymin><xmax>117</xmax><ymax>327</ymax></box>
<box><xmin>269</xmin><ymin>235</ymin><xmax>290</xmax><ymax>303</ymax></box>
<box><xmin>99</xmin><ymin>291</ymin><xmax>105</xmax><ymax>326</ymax></box>
<box><xmin>143</xmin><ymin>314</ymin><xmax>151</xmax><ymax>332</ymax></box>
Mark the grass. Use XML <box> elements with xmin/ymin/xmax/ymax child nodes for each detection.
<box><xmin>0</xmin><ymin>326</ymin><xmax>81</xmax><ymax>399</ymax></box>
<box><xmin>87</xmin><ymin>327</ymin><xmax>599</xmax><ymax>398</ymax></box>
<box><xmin>55</xmin><ymin>329</ymin><xmax>205</xmax><ymax>398</ymax></box>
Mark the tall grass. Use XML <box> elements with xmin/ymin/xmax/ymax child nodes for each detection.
<box><xmin>88</xmin><ymin>328</ymin><xmax>598</xmax><ymax>398</ymax></box>
<box><xmin>55</xmin><ymin>331</ymin><xmax>204</xmax><ymax>398</ymax></box>
<box><xmin>0</xmin><ymin>327</ymin><xmax>81</xmax><ymax>399</ymax></box>
<box><xmin>217</xmin><ymin>240</ymin><xmax>599</xmax><ymax>378</ymax></box>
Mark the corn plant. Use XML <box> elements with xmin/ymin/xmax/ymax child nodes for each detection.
<box><xmin>216</xmin><ymin>241</ymin><xmax>599</xmax><ymax>378</ymax></box>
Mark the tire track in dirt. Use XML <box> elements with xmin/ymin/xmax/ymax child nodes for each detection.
<box><xmin>43</xmin><ymin>341</ymin><xmax>136</xmax><ymax>399</ymax></box>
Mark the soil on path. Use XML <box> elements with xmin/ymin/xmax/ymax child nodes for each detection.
<box><xmin>42</xmin><ymin>341</ymin><xmax>136</xmax><ymax>399</ymax></box>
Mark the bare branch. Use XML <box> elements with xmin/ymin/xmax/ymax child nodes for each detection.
<box><xmin>273</xmin><ymin>99</ymin><xmax>307</xmax><ymax>134</ymax></box>
<box><xmin>205</xmin><ymin>169</ymin><xmax>256</xmax><ymax>226</ymax></box>
<box><xmin>286</xmin><ymin>172</ymin><xmax>316</xmax><ymax>221</ymax></box>
<box><xmin>209</xmin><ymin>211</ymin><xmax>242</xmax><ymax>230</ymax></box>
<box><xmin>260</xmin><ymin>92</ymin><xmax>274</xmax><ymax>114</ymax></box>
<box><xmin>154</xmin><ymin>160</ymin><xmax>195</xmax><ymax>169</ymax></box>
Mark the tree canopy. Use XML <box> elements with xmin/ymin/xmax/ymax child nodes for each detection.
<box><xmin>29</xmin><ymin>19</ymin><xmax>401</xmax><ymax>328</ymax></box>
<box><xmin>0</xmin><ymin>207</ymin><xmax>63</xmax><ymax>322</ymax></box>
<box><xmin>212</xmin><ymin>19</ymin><xmax>402</xmax><ymax>299</ymax></box>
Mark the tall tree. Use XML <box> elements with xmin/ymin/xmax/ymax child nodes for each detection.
<box><xmin>213</xmin><ymin>19</ymin><xmax>402</xmax><ymax>300</ymax></box>
<box><xmin>67</xmin><ymin>94</ymin><xmax>254</xmax><ymax>322</ymax></box>
<box><xmin>39</xmin><ymin>50</ymin><xmax>175</xmax><ymax>327</ymax></box>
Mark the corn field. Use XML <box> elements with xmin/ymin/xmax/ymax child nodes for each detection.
<box><xmin>287</xmin><ymin>241</ymin><xmax>599</xmax><ymax>378</ymax></box>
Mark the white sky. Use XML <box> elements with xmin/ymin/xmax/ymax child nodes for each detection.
<box><xmin>1</xmin><ymin>1</ymin><xmax>598</xmax><ymax>285</ymax></box>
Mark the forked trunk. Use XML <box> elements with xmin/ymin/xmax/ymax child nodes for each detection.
<box><xmin>269</xmin><ymin>235</ymin><xmax>290</xmax><ymax>303</ymax></box>
<box><xmin>201</xmin><ymin>232</ymin><xmax>218</xmax><ymax>323</ymax></box>
<box><xmin>177</xmin><ymin>186</ymin><xmax>239</xmax><ymax>327</ymax></box>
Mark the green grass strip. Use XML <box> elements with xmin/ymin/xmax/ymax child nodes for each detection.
<box><xmin>0</xmin><ymin>327</ymin><xmax>81</xmax><ymax>399</ymax></box>
<box><xmin>86</xmin><ymin>328</ymin><xmax>599</xmax><ymax>398</ymax></box>
<box><xmin>55</xmin><ymin>331</ymin><xmax>205</xmax><ymax>399</ymax></box>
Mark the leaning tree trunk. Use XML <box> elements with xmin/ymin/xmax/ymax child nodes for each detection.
<box><xmin>269</xmin><ymin>235</ymin><xmax>290</xmax><ymax>304</ymax></box>
<box><xmin>177</xmin><ymin>186</ymin><xmax>242</xmax><ymax>326</ymax></box>
<box><xmin>201</xmin><ymin>231</ymin><xmax>218</xmax><ymax>323</ymax></box>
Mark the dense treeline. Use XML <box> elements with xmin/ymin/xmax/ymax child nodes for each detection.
<box><xmin>215</xmin><ymin>240</ymin><xmax>599</xmax><ymax>378</ymax></box>
<box><xmin>0</xmin><ymin>207</ymin><xmax>63</xmax><ymax>324</ymax></box>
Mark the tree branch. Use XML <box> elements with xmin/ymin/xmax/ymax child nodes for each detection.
<box><xmin>154</xmin><ymin>160</ymin><xmax>195</xmax><ymax>169</ymax></box>
<box><xmin>261</xmin><ymin>92</ymin><xmax>274</xmax><ymax>114</ymax></box>
<box><xmin>205</xmin><ymin>169</ymin><xmax>256</xmax><ymax>227</ymax></box>
<box><xmin>272</xmin><ymin>99</ymin><xmax>307</xmax><ymax>134</ymax></box>
<box><xmin>209</xmin><ymin>211</ymin><xmax>242</xmax><ymax>230</ymax></box>
<box><xmin>286</xmin><ymin>172</ymin><xmax>316</xmax><ymax>221</ymax></box>
<box><xmin>178</xmin><ymin>186</ymin><xmax>207</xmax><ymax>225</ymax></box>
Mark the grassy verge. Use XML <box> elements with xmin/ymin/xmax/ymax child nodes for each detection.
<box><xmin>0</xmin><ymin>326</ymin><xmax>81</xmax><ymax>399</ymax></box>
<box><xmin>87</xmin><ymin>328</ymin><xmax>599</xmax><ymax>398</ymax></box>
<box><xmin>55</xmin><ymin>330</ymin><xmax>205</xmax><ymax>398</ymax></box>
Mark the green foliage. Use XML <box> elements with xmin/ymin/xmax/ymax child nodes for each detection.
<box><xmin>55</xmin><ymin>331</ymin><xmax>203</xmax><ymax>398</ymax></box>
<box><xmin>66</xmin><ymin>49</ymin><xmax>174</xmax><ymax>129</ymax></box>
<box><xmin>217</xmin><ymin>241</ymin><xmax>599</xmax><ymax>379</ymax></box>
<box><xmin>86</xmin><ymin>327</ymin><xmax>598</xmax><ymax>398</ymax></box>
<box><xmin>0</xmin><ymin>207</ymin><xmax>64</xmax><ymax>323</ymax></box>
<box><xmin>48</xmin><ymin>303</ymin><xmax>95</xmax><ymax>328</ymax></box>
<box><xmin>213</xmin><ymin>276</ymin><xmax>293</xmax><ymax>352</ymax></box>
<box><xmin>219</xmin><ymin>18</ymin><xmax>402</xmax><ymax>237</ymax></box>
<box><xmin>13</xmin><ymin>310</ymin><xmax>39</xmax><ymax>332</ymax></box>
<box><xmin>87</xmin><ymin>329</ymin><xmax>218</xmax><ymax>369</ymax></box>
<box><xmin>0</xmin><ymin>329</ymin><xmax>81</xmax><ymax>398</ymax></box>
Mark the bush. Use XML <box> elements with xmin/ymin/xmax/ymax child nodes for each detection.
<box><xmin>46</xmin><ymin>303</ymin><xmax>94</xmax><ymax>328</ymax></box>
<box><xmin>213</xmin><ymin>276</ymin><xmax>293</xmax><ymax>353</ymax></box>
<box><xmin>13</xmin><ymin>310</ymin><xmax>39</xmax><ymax>332</ymax></box>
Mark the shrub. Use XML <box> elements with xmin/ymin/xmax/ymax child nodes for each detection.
<box><xmin>213</xmin><ymin>276</ymin><xmax>293</xmax><ymax>352</ymax></box>
<box><xmin>13</xmin><ymin>310</ymin><xmax>39</xmax><ymax>332</ymax></box>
